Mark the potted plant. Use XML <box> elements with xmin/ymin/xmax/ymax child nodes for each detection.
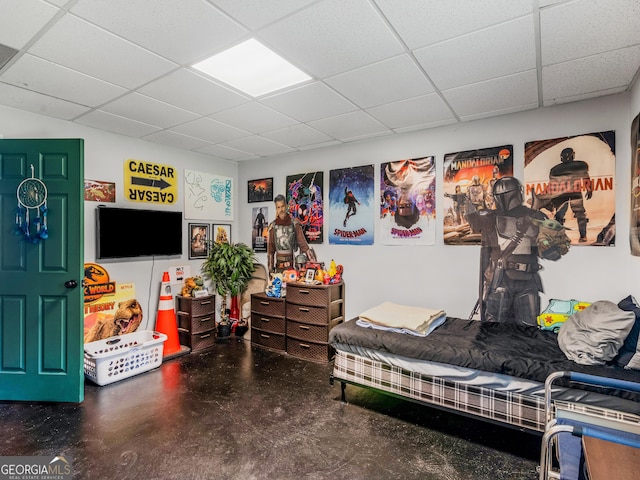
<box><xmin>201</xmin><ymin>241</ymin><xmax>257</xmax><ymax>337</ymax></box>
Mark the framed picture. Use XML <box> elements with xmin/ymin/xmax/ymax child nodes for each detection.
<box><xmin>188</xmin><ymin>223</ymin><xmax>209</xmax><ymax>259</ymax></box>
<box><xmin>305</xmin><ymin>269</ymin><xmax>316</xmax><ymax>284</ymax></box>
<box><xmin>248</xmin><ymin>177</ymin><xmax>273</xmax><ymax>203</ymax></box>
<box><xmin>212</xmin><ymin>224</ymin><xmax>231</xmax><ymax>244</ymax></box>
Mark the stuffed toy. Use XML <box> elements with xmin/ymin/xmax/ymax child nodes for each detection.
<box><xmin>282</xmin><ymin>269</ymin><xmax>298</xmax><ymax>283</ymax></box>
<box><xmin>266</xmin><ymin>273</ymin><xmax>285</xmax><ymax>298</ymax></box>
<box><xmin>181</xmin><ymin>276</ymin><xmax>204</xmax><ymax>297</ymax></box>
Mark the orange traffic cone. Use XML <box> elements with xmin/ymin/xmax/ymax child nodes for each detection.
<box><xmin>155</xmin><ymin>271</ymin><xmax>190</xmax><ymax>360</ymax></box>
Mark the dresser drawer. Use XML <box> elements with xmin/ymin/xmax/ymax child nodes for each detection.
<box><xmin>251</xmin><ymin>328</ymin><xmax>286</xmax><ymax>352</ymax></box>
<box><xmin>251</xmin><ymin>314</ymin><xmax>286</xmax><ymax>334</ymax></box>
<box><xmin>176</xmin><ymin>295</ymin><xmax>215</xmax><ymax>317</ymax></box>
<box><xmin>286</xmin><ymin>339</ymin><xmax>333</xmax><ymax>363</ymax></box>
<box><xmin>286</xmin><ymin>282</ymin><xmax>344</xmax><ymax>307</ymax></box>
<box><xmin>286</xmin><ymin>303</ymin><xmax>329</xmax><ymax>325</ymax></box>
<box><xmin>286</xmin><ymin>320</ymin><xmax>329</xmax><ymax>343</ymax></box>
<box><xmin>251</xmin><ymin>294</ymin><xmax>285</xmax><ymax>317</ymax></box>
<box><xmin>178</xmin><ymin>329</ymin><xmax>215</xmax><ymax>352</ymax></box>
<box><xmin>178</xmin><ymin>312</ymin><xmax>215</xmax><ymax>334</ymax></box>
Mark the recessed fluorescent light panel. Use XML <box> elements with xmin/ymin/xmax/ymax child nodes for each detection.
<box><xmin>192</xmin><ymin>39</ymin><xmax>311</xmax><ymax>97</ymax></box>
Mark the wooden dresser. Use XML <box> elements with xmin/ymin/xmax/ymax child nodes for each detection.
<box><xmin>176</xmin><ymin>294</ymin><xmax>216</xmax><ymax>352</ymax></box>
<box><xmin>285</xmin><ymin>282</ymin><xmax>345</xmax><ymax>363</ymax></box>
<box><xmin>250</xmin><ymin>292</ymin><xmax>287</xmax><ymax>352</ymax></box>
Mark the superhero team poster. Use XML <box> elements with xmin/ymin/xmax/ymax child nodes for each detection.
<box><xmin>286</xmin><ymin>171</ymin><xmax>323</xmax><ymax>244</ymax></box>
<box><xmin>380</xmin><ymin>157</ymin><xmax>436</xmax><ymax>245</ymax></box>
<box><xmin>443</xmin><ymin>145</ymin><xmax>514</xmax><ymax>245</ymax></box>
<box><xmin>524</xmin><ymin>131</ymin><xmax>616</xmax><ymax>246</ymax></box>
<box><xmin>329</xmin><ymin>165</ymin><xmax>374</xmax><ymax>245</ymax></box>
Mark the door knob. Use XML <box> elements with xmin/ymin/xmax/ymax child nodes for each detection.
<box><xmin>64</xmin><ymin>280</ymin><xmax>78</xmax><ymax>289</ymax></box>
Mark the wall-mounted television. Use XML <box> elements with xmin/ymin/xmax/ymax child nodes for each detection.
<box><xmin>96</xmin><ymin>206</ymin><xmax>183</xmax><ymax>259</ymax></box>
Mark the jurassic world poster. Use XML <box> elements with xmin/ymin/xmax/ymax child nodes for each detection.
<box><xmin>443</xmin><ymin>145</ymin><xmax>514</xmax><ymax>245</ymax></box>
<box><xmin>631</xmin><ymin>114</ymin><xmax>640</xmax><ymax>256</ymax></box>
<box><xmin>286</xmin><ymin>171</ymin><xmax>323</xmax><ymax>244</ymax></box>
<box><xmin>524</xmin><ymin>131</ymin><xmax>616</xmax><ymax>246</ymax></box>
<box><xmin>329</xmin><ymin>165</ymin><xmax>374</xmax><ymax>245</ymax></box>
<box><xmin>380</xmin><ymin>157</ymin><xmax>436</xmax><ymax>245</ymax></box>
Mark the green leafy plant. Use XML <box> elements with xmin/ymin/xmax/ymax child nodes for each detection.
<box><xmin>201</xmin><ymin>240</ymin><xmax>257</xmax><ymax>301</ymax></box>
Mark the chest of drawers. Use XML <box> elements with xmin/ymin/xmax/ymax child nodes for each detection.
<box><xmin>250</xmin><ymin>293</ymin><xmax>286</xmax><ymax>352</ymax></box>
<box><xmin>176</xmin><ymin>294</ymin><xmax>216</xmax><ymax>352</ymax></box>
<box><xmin>285</xmin><ymin>282</ymin><xmax>344</xmax><ymax>362</ymax></box>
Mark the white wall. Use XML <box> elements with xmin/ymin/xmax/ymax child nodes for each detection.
<box><xmin>0</xmin><ymin>104</ymin><xmax>237</xmax><ymax>330</ymax></box>
<box><xmin>238</xmin><ymin>93</ymin><xmax>640</xmax><ymax>321</ymax></box>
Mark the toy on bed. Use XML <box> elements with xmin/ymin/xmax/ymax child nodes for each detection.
<box><xmin>537</xmin><ymin>298</ymin><xmax>591</xmax><ymax>333</ymax></box>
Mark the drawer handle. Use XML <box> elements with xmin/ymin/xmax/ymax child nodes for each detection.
<box><xmin>260</xmin><ymin>334</ymin><xmax>270</xmax><ymax>339</ymax></box>
<box><xmin>299</xmin><ymin>325</ymin><xmax>310</xmax><ymax>330</ymax></box>
<box><xmin>200</xmin><ymin>333</ymin><xmax>211</xmax><ymax>339</ymax></box>
<box><xmin>299</xmin><ymin>343</ymin><xmax>310</xmax><ymax>349</ymax></box>
<box><xmin>260</xmin><ymin>317</ymin><xmax>270</xmax><ymax>322</ymax></box>
<box><xmin>200</xmin><ymin>316</ymin><xmax>212</xmax><ymax>322</ymax></box>
<box><xmin>260</xmin><ymin>301</ymin><xmax>270</xmax><ymax>305</ymax></box>
<box><xmin>199</xmin><ymin>300</ymin><xmax>212</xmax><ymax>305</ymax></box>
<box><xmin>299</xmin><ymin>307</ymin><xmax>310</xmax><ymax>312</ymax></box>
<box><xmin>299</xmin><ymin>290</ymin><xmax>310</xmax><ymax>294</ymax></box>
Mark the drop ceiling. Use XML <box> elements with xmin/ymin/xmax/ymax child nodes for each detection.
<box><xmin>1</xmin><ymin>0</ymin><xmax>639</xmax><ymax>162</ymax></box>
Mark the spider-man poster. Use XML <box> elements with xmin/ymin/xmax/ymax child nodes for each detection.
<box><xmin>286</xmin><ymin>171</ymin><xmax>323</xmax><ymax>244</ymax></box>
<box><xmin>380</xmin><ymin>157</ymin><xmax>436</xmax><ymax>245</ymax></box>
<box><xmin>329</xmin><ymin>165</ymin><xmax>374</xmax><ymax>245</ymax></box>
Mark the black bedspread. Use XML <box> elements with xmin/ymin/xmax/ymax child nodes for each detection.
<box><xmin>330</xmin><ymin>317</ymin><xmax>640</xmax><ymax>386</ymax></box>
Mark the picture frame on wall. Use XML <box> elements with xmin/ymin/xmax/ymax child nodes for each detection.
<box><xmin>247</xmin><ymin>177</ymin><xmax>273</xmax><ymax>203</ymax></box>
<box><xmin>188</xmin><ymin>223</ymin><xmax>209</xmax><ymax>259</ymax></box>
<box><xmin>212</xmin><ymin>224</ymin><xmax>231</xmax><ymax>244</ymax></box>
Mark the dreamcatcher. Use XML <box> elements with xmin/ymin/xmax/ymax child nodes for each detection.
<box><xmin>15</xmin><ymin>164</ymin><xmax>48</xmax><ymax>243</ymax></box>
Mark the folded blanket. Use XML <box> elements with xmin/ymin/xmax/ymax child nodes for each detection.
<box><xmin>358</xmin><ymin>301</ymin><xmax>446</xmax><ymax>335</ymax></box>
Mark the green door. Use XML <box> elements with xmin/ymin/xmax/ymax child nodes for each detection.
<box><xmin>0</xmin><ymin>139</ymin><xmax>84</xmax><ymax>402</ymax></box>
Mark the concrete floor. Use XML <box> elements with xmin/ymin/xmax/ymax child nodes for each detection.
<box><xmin>0</xmin><ymin>339</ymin><xmax>541</xmax><ymax>479</ymax></box>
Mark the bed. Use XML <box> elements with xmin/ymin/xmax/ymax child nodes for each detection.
<box><xmin>329</xmin><ymin>302</ymin><xmax>640</xmax><ymax>434</ymax></box>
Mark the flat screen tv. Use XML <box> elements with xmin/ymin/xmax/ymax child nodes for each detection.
<box><xmin>96</xmin><ymin>206</ymin><xmax>183</xmax><ymax>259</ymax></box>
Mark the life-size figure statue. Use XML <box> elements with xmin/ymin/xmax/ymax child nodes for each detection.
<box><xmin>267</xmin><ymin>194</ymin><xmax>316</xmax><ymax>273</ymax></box>
<box><xmin>466</xmin><ymin>177</ymin><xmax>570</xmax><ymax>326</ymax></box>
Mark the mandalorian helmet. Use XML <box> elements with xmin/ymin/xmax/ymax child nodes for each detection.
<box><xmin>560</xmin><ymin>148</ymin><xmax>575</xmax><ymax>163</ymax></box>
<box><xmin>493</xmin><ymin>176</ymin><xmax>523</xmax><ymax>211</ymax></box>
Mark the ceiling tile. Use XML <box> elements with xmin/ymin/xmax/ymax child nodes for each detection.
<box><xmin>211</xmin><ymin>0</ymin><xmax>316</xmax><ymax>30</ymax></box>
<box><xmin>261</xmin><ymin>124</ymin><xmax>333</xmax><ymax>148</ymax></box>
<box><xmin>541</xmin><ymin>0</ymin><xmax>640</xmax><ymax>66</ymax></box>
<box><xmin>261</xmin><ymin>82</ymin><xmax>356</xmax><ymax>123</ymax></box>
<box><xmin>259</xmin><ymin>0</ymin><xmax>404</xmax><ymax>78</ymax></box>
<box><xmin>0</xmin><ymin>0</ymin><xmax>58</xmax><ymax>50</ymax></box>
<box><xmin>170</xmin><ymin>117</ymin><xmax>249</xmax><ymax>143</ymax></box>
<box><xmin>209</xmin><ymin>102</ymin><xmax>297</xmax><ymax>134</ymax></box>
<box><xmin>29</xmin><ymin>14</ymin><xmax>177</xmax><ymax>89</ymax></box>
<box><xmin>100</xmin><ymin>93</ymin><xmax>199</xmax><ymax>128</ymax></box>
<box><xmin>138</xmin><ymin>69</ymin><xmax>249</xmax><ymax>116</ymax></box>
<box><xmin>375</xmin><ymin>0</ymin><xmax>532</xmax><ymax>49</ymax></box>
<box><xmin>0</xmin><ymin>82</ymin><xmax>90</xmax><ymax>120</ymax></box>
<box><xmin>414</xmin><ymin>16</ymin><xmax>536</xmax><ymax>90</ymax></box>
<box><xmin>308</xmin><ymin>111</ymin><xmax>390</xmax><ymax>142</ymax></box>
<box><xmin>70</xmin><ymin>0</ymin><xmax>247</xmax><ymax>64</ymax></box>
<box><xmin>221</xmin><ymin>135</ymin><xmax>295</xmax><ymax>156</ymax></box>
<box><xmin>326</xmin><ymin>54</ymin><xmax>434</xmax><ymax>108</ymax></box>
<box><xmin>442</xmin><ymin>70</ymin><xmax>538</xmax><ymax>118</ymax></box>
<box><xmin>542</xmin><ymin>45</ymin><xmax>640</xmax><ymax>102</ymax></box>
<box><xmin>142</xmin><ymin>130</ymin><xmax>211</xmax><ymax>151</ymax></box>
<box><xmin>194</xmin><ymin>143</ymin><xmax>258</xmax><ymax>161</ymax></box>
<box><xmin>366</xmin><ymin>94</ymin><xmax>455</xmax><ymax>130</ymax></box>
<box><xmin>0</xmin><ymin>54</ymin><xmax>126</xmax><ymax>107</ymax></box>
<box><xmin>74</xmin><ymin>110</ymin><xmax>161</xmax><ymax>137</ymax></box>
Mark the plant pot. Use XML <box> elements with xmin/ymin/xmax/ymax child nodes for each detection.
<box><xmin>217</xmin><ymin>323</ymin><xmax>231</xmax><ymax>342</ymax></box>
<box><xmin>229</xmin><ymin>295</ymin><xmax>240</xmax><ymax>324</ymax></box>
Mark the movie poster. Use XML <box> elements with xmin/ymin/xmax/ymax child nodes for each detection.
<box><xmin>286</xmin><ymin>171</ymin><xmax>323</xmax><ymax>244</ymax></box>
<box><xmin>252</xmin><ymin>206</ymin><xmax>268</xmax><ymax>252</ymax></box>
<box><xmin>631</xmin><ymin>114</ymin><xmax>640</xmax><ymax>256</ymax></box>
<box><xmin>524</xmin><ymin>131</ymin><xmax>615</xmax><ymax>246</ymax></box>
<box><xmin>329</xmin><ymin>165</ymin><xmax>374</xmax><ymax>245</ymax></box>
<box><xmin>443</xmin><ymin>145</ymin><xmax>514</xmax><ymax>245</ymax></box>
<box><xmin>380</xmin><ymin>157</ymin><xmax>436</xmax><ymax>245</ymax></box>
